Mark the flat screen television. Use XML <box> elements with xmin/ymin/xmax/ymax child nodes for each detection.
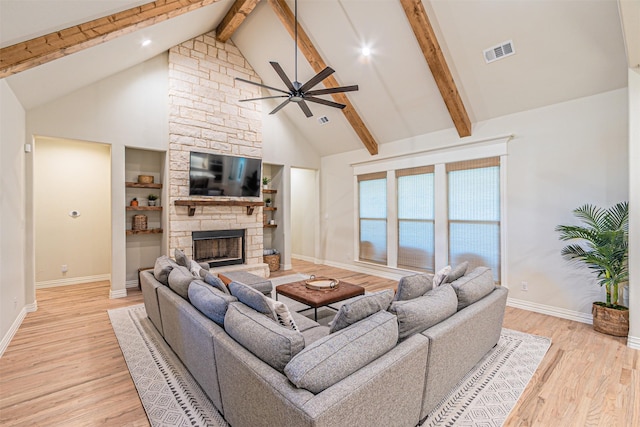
<box><xmin>189</xmin><ymin>152</ymin><xmax>262</xmax><ymax>197</ymax></box>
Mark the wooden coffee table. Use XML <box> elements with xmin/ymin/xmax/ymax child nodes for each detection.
<box><xmin>275</xmin><ymin>279</ymin><xmax>365</xmax><ymax>321</ymax></box>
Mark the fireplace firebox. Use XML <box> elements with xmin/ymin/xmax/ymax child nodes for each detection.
<box><xmin>192</xmin><ymin>229</ymin><xmax>245</xmax><ymax>268</ymax></box>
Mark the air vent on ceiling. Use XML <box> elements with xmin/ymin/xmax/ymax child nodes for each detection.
<box><xmin>318</xmin><ymin>116</ymin><xmax>329</xmax><ymax>125</ymax></box>
<box><xmin>483</xmin><ymin>40</ymin><xmax>515</xmax><ymax>64</ymax></box>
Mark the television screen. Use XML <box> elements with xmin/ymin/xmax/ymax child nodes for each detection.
<box><xmin>189</xmin><ymin>152</ymin><xmax>262</xmax><ymax>197</ymax></box>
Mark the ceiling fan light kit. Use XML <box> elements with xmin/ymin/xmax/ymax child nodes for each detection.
<box><xmin>235</xmin><ymin>0</ymin><xmax>358</xmax><ymax>117</ymax></box>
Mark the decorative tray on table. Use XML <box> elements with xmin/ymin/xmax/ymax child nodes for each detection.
<box><xmin>304</xmin><ymin>275</ymin><xmax>340</xmax><ymax>290</ymax></box>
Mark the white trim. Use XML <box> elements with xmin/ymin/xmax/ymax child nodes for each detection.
<box><xmin>627</xmin><ymin>335</ymin><xmax>640</xmax><ymax>350</ymax></box>
<box><xmin>36</xmin><ymin>274</ymin><xmax>111</xmax><ymax>289</ymax></box>
<box><xmin>126</xmin><ymin>279</ymin><xmax>139</xmax><ymax>289</ymax></box>
<box><xmin>291</xmin><ymin>253</ymin><xmax>318</xmax><ymax>264</ymax></box>
<box><xmin>110</xmin><ymin>288</ymin><xmax>128</xmax><ymax>299</ymax></box>
<box><xmin>326</xmin><ymin>259</ymin><xmax>416</xmax><ymax>282</ymax></box>
<box><xmin>0</xmin><ymin>303</ymin><xmax>36</xmax><ymax>358</ymax></box>
<box><xmin>500</xmin><ymin>154</ymin><xmax>508</xmax><ymax>285</ymax></box>
<box><xmin>507</xmin><ymin>297</ymin><xmax>593</xmax><ymax>324</ymax></box>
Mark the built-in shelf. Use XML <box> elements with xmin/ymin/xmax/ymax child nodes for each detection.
<box><xmin>263</xmin><ymin>189</ymin><xmax>277</xmax><ymax>194</ymax></box>
<box><xmin>264</xmin><ymin>224</ymin><xmax>277</xmax><ymax>228</ymax></box>
<box><xmin>126</xmin><ymin>206</ymin><xmax>163</xmax><ymax>211</ymax></box>
<box><xmin>174</xmin><ymin>200</ymin><xmax>264</xmax><ymax>216</ymax></box>
<box><xmin>125</xmin><ymin>182</ymin><xmax>162</xmax><ymax>189</ymax></box>
<box><xmin>126</xmin><ymin>228</ymin><xmax>163</xmax><ymax>236</ymax></box>
<box><xmin>264</xmin><ymin>207</ymin><xmax>277</xmax><ymax>211</ymax></box>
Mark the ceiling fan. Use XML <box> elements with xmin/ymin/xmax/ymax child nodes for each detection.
<box><xmin>235</xmin><ymin>0</ymin><xmax>358</xmax><ymax>118</ymax></box>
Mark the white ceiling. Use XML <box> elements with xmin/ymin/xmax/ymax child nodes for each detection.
<box><xmin>0</xmin><ymin>0</ymin><xmax>632</xmax><ymax>156</ymax></box>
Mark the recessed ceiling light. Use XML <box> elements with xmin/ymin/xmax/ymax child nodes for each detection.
<box><xmin>141</xmin><ymin>39</ymin><xmax>152</xmax><ymax>47</ymax></box>
<box><xmin>361</xmin><ymin>46</ymin><xmax>371</xmax><ymax>57</ymax></box>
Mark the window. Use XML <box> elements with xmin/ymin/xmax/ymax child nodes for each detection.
<box><xmin>396</xmin><ymin>167</ymin><xmax>435</xmax><ymax>271</ymax></box>
<box><xmin>358</xmin><ymin>173</ymin><xmax>387</xmax><ymax>264</ymax></box>
<box><xmin>447</xmin><ymin>158</ymin><xmax>501</xmax><ymax>281</ymax></box>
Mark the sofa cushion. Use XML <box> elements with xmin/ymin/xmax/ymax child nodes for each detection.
<box><xmin>168</xmin><ymin>265</ymin><xmax>194</xmax><ymax>300</ymax></box>
<box><xmin>433</xmin><ymin>265</ymin><xmax>452</xmax><ymax>288</ymax></box>
<box><xmin>188</xmin><ymin>280</ymin><xmax>238</xmax><ymax>326</ymax></box>
<box><xmin>265</xmin><ymin>298</ymin><xmax>299</xmax><ymax>331</ymax></box>
<box><xmin>329</xmin><ymin>290</ymin><xmax>394</xmax><ymax>333</ymax></box>
<box><xmin>153</xmin><ymin>255</ymin><xmax>179</xmax><ymax>286</ymax></box>
<box><xmin>388</xmin><ymin>284</ymin><xmax>458</xmax><ymax>340</ymax></box>
<box><xmin>445</xmin><ymin>261</ymin><xmax>469</xmax><ymax>283</ymax></box>
<box><xmin>228</xmin><ymin>281</ymin><xmax>275</xmax><ymax>319</ymax></box>
<box><xmin>285</xmin><ymin>310</ymin><xmax>398</xmax><ymax>394</ymax></box>
<box><xmin>393</xmin><ymin>273</ymin><xmax>434</xmax><ymax>301</ymax></box>
<box><xmin>450</xmin><ymin>267</ymin><xmax>496</xmax><ymax>310</ymax></box>
<box><xmin>201</xmin><ymin>272</ymin><xmax>230</xmax><ymax>294</ymax></box>
<box><xmin>225</xmin><ymin>302</ymin><xmax>305</xmax><ymax>372</ymax></box>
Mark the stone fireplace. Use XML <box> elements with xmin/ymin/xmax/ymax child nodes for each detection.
<box><xmin>193</xmin><ymin>229</ymin><xmax>245</xmax><ymax>268</ymax></box>
<box><xmin>167</xmin><ymin>31</ymin><xmax>269</xmax><ymax>278</ymax></box>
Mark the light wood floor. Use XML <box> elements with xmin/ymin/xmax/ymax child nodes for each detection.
<box><xmin>1</xmin><ymin>260</ymin><xmax>638</xmax><ymax>426</ymax></box>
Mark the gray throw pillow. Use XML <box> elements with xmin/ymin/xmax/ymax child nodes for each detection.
<box><xmin>168</xmin><ymin>265</ymin><xmax>194</xmax><ymax>300</ymax></box>
<box><xmin>329</xmin><ymin>290</ymin><xmax>394</xmax><ymax>333</ymax></box>
<box><xmin>433</xmin><ymin>265</ymin><xmax>452</xmax><ymax>288</ymax></box>
<box><xmin>225</xmin><ymin>302</ymin><xmax>305</xmax><ymax>372</ymax></box>
<box><xmin>285</xmin><ymin>310</ymin><xmax>398</xmax><ymax>393</ymax></box>
<box><xmin>174</xmin><ymin>248</ymin><xmax>190</xmax><ymax>268</ymax></box>
<box><xmin>393</xmin><ymin>273</ymin><xmax>434</xmax><ymax>301</ymax></box>
<box><xmin>153</xmin><ymin>255</ymin><xmax>179</xmax><ymax>286</ymax></box>
<box><xmin>445</xmin><ymin>261</ymin><xmax>469</xmax><ymax>283</ymax></box>
<box><xmin>188</xmin><ymin>280</ymin><xmax>238</xmax><ymax>326</ymax></box>
<box><xmin>388</xmin><ymin>284</ymin><xmax>458</xmax><ymax>340</ymax></box>
<box><xmin>201</xmin><ymin>272</ymin><xmax>230</xmax><ymax>294</ymax></box>
<box><xmin>450</xmin><ymin>267</ymin><xmax>496</xmax><ymax>310</ymax></box>
<box><xmin>228</xmin><ymin>281</ymin><xmax>275</xmax><ymax>320</ymax></box>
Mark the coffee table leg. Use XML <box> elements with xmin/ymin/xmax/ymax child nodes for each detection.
<box><xmin>314</xmin><ymin>307</ymin><xmax>318</xmax><ymax>321</ymax></box>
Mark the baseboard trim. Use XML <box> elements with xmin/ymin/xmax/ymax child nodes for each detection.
<box><xmin>125</xmin><ymin>279</ymin><xmax>139</xmax><ymax>289</ymax></box>
<box><xmin>0</xmin><ymin>307</ymin><xmax>27</xmax><ymax>358</ymax></box>
<box><xmin>36</xmin><ymin>274</ymin><xmax>111</xmax><ymax>289</ymax></box>
<box><xmin>507</xmin><ymin>297</ymin><xmax>593</xmax><ymax>324</ymax></box>
<box><xmin>627</xmin><ymin>335</ymin><xmax>640</xmax><ymax>350</ymax></box>
<box><xmin>322</xmin><ymin>259</ymin><xmax>412</xmax><ymax>281</ymax></box>
<box><xmin>291</xmin><ymin>254</ymin><xmax>318</xmax><ymax>264</ymax></box>
<box><xmin>110</xmin><ymin>289</ymin><xmax>128</xmax><ymax>299</ymax></box>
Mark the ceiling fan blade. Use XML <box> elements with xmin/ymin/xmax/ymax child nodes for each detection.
<box><xmin>239</xmin><ymin>95</ymin><xmax>288</xmax><ymax>102</ymax></box>
<box><xmin>269</xmin><ymin>98</ymin><xmax>291</xmax><ymax>115</ymax></box>
<box><xmin>304</xmin><ymin>96</ymin><xmax>346</xmax><ymax>109</ymax></box>
<box><xmin>299</xmin><ymin>67</ymin><xmax>335</xmax><ymax>92</ymax></box>
<box><xmin>297</xmin><ymin>100</ymin><xmax>313</xmax><ymax>117</ymax></box>
<box><xmin>306</xmin><ymin>85</ymin><xmax>359</xmax><ymax>96</ymax></box>
<box><xmin>270</xmin><ymin>62</ymin><xmax>295</xmax><ymax>92</ymax></box>
<box><xmin>235</xmin><ymin>77</ymin><xmax>291</xmax><ymax>96</ymax></box>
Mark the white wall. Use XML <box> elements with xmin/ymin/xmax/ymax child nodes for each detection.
<box><xmin>26</xmin><ymin>53</ymin><xmax>169</xmax><ymax>298</ymax></box>
<box><xmin>34</xmin><ymin>138</ymin><xmax>111</xmax><ymax>285</ymax></box>
<box><xmin>291</xmin><ymin>168</ymin><xmax>318</xmax><ymax>260</ymax></box>
<box><xmin>628</xmin><ymin>68</ymin><xmax>640</xmax><ymax>349</ymax></box>
<box><xmin>320</xmin><ymin>89</ymin><xmax>629</xmax><ymax>322</ymax></box>
<box><xmin>0</xmin><ymin>80</ymin><xmax>30</xmax><ymax>355</ymax></box>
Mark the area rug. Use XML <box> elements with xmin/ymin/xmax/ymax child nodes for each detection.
<box><xmin>109</xmin><ymin>284</ymin><xmax>550</xmax><ymax>427</ymax></box>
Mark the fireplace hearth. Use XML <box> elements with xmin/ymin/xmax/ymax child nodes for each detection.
<box><xmin>192</xmin><ymin>229</ymin><xmax>245</xmax><ymax>268</ymax></box>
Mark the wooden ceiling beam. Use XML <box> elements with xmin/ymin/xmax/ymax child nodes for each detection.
<box><xmin>216</xmin><ymin>0</ymin><xmax>261</xmax><ymax>42</ymax></box>
<box><xmin>268</xmin><ymin>0</ymin><xmax>378</xmax><ymax>155</ymax></box>
<box><xmin>0</xmin><ymin>0</ymin><xmax>222</xmax><ymax>79</ymax></box>
<box><xmin>399</xmin><ymin>0</ymin><xmax>471</xmax><ymax>138</ymax></box>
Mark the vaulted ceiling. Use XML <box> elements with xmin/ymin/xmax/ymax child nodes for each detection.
<box><xmin>0</xmin><ymin>0</ymin><xmax>635</xmax><ymax>157</ymax></box>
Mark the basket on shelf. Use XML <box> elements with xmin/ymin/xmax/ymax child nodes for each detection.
<box><xmin>264</xmin><ymin>253</ymin><xmax>280</xmax><ymax>272</ymax></box>
<box><xmin>132</xmin><ymin>214</ymin><xmax>148</xmax><ymax>231</ymax></box>
<box><xmin>137</xmin><ymin>175</ymin><xmax>154</xmax><ymax>184</ymax></box>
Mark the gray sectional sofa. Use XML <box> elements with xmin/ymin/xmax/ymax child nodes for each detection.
<box><xmin>140</xmin><ymin>256</ymin><xmax>508</xmax><ymax>427</ymax></box>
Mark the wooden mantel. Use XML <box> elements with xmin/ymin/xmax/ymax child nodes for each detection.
<box><xmin>174</xmin><ymin>200</ymin><xmax>264</xmax><ymax>216</ymax></box>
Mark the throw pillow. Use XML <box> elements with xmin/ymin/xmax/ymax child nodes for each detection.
<box><xmin>264</xmin><ymin>298</ymin><xmax>299</xmax><ymax>331</ymax></box>
<box><xmin>201</xmin><ymin>272</ymin><xmax>230</xmax><ymax>294</ymax></box>
<box><xmin>188</xmin><ymin>280</ymin><xmax>238</xmax><ymax>326</ymax></box>
<box><xmin>225</xmin><ymin>302</ymin><xmax>305</xmax><ymax>372</ymax></box>
<box><xmin>445</xmin><ymin>261</ymin><xmax>469</xmax><ymax>283</ymax></box>
<box><xmin>432</xmin><ymin>265</ymin><xmax>452</xmax><ymax>288</ymax></box>
<box><xmin>153</xmin><ymin>255</ymin><xmax>179</xmax><ymax>286</ymax></box>
<box><xmin>393</xmin><ymin>273</ymin><xmax>434</xmax><ymax>301</ymax></box>
<box><xmin>450</xmin><ymin>267</ymin><xmax>496</xmax><ymax>310</ymax></box>
<box><xmin>285</xmin><ymin>310</ymin><xmax>398</xmax><ymax>393</ymax></box>
<box><xmin>228</xmin><ymin>281</ymin><xmax>275</xmax><ymax>320</ymax></box>
<box><xmin>388</xmin><ymin>284</ymin><xmax>458</xmax><ymax>340</ymax></box>
<box><xmin>168</xmin><ymin>265</ymin><xmax>194</xmax><ymax>300</ymax></box>
<box><xmin>329</xmin><ymin>289</ymin><xmax>394</xmax><ymax>333</ymax></box>
<box><xmin>174</xmin><ymin>248</ymin><xmax>190</xmax><ymax>268</ymax></box>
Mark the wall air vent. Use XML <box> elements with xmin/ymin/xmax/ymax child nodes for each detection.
<box><xmin>483</xmin><ymin>40</ymin><xmax>515</xmax><ymax>64</ymax></box>
<box><xmin>318</xmin><ymin>116</ymin><xmax>329</xmax><ymax>125</ymax></box>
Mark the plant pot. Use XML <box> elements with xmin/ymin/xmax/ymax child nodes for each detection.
<box><xmin>592</xmin><ymin>302</ymin><xmax>629</xmax><ymax>337</ymax></box>
<box><xmin>148</xmin><ymin>200</ymin><xmax>156</xmax><ymax>206</ymax></box>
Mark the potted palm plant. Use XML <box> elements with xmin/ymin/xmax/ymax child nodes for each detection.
<box><xmin>555</xmin><ymin>201</ymin><xmax>629</xmax><ymax>336</ymax></box>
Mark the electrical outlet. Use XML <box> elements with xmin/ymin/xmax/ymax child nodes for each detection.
<box><xmin>521</xmin><ymin>281</ymin><xmax>528</xmax><ymax>291</ymax></box>
<box><xmin>61</xmin><ymin>264</ymin><xmax>68</xmax><ymax>273</ymax></box>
